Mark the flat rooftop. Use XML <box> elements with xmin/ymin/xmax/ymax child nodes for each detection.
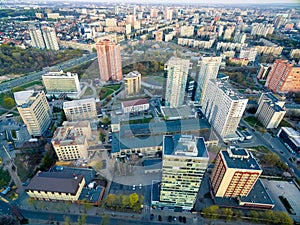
<box><xmin>163</xmin><ymin>135</ymin><xmax>208</xmax><ymax>158</ymax></box>
<box><xmin>63</xmin><ymin>98</ymin><xmax>97</xmax><ymax>109</ymax></box>
<box><xmin>212</xmin><ymin>79</ymin><xmax>246</xmax><ymax>101</ymax></box>
<box><xmin>281</xmin><ymin>127</ymin><xmax>300</xmax><ymax>147</ymax></box>
<box><xmin>161</xmin><ymin>105</ymin><xmax>195</xmax><ymax>120</ymax></box>
<box><xmin>221</xmin><ymin>147</ymin><xmax>261</xmax><ymax>170</ymax></box>
<box><xmin>121</xmin><ymin>98</ymin><xmax>148</xmax><ymax>108</ymax></box>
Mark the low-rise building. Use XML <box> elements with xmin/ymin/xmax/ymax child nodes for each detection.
<box><xmin>25</xmin><ymin>172</ymin><xmax>85</xmax><ymax>202</ymax></box>
<box><xmin>121</xmin><ymin>99</ymin><xmax>149</xmax><ymax>114</ymax></box>
<box><xmin>52</xmin><ymin>121</ymin><xmax>91</xmax><ymax>161</ymax></box>
<box><xmin>278</xmin><ymin>127</ymin><xmax>300</xmax><ymax>154</ymax></box>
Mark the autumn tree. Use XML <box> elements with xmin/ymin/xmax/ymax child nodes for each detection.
<box><xmin>129</xmin><ymin>193</ymin><xmax>139</xmax><ymax>207</ymax></box>
<box><xmin>105</xmin><ymin>194</ymin><xmax>117</xmax><ymax>207</ymax></box>
<box><xmin>2</xmin><ymin>96</ymin><xmax>15</xmax><ymax>109</ymax></box>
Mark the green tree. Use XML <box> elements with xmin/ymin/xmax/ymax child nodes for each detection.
<box><xmin>11</xmin><ymin>87</ymin><xmax>24</xmax><ymax>93</ymax></box>
<box><xmin>275</xmin><ymin>211</ymin><xmax>293</xmax><ymax>225</ymax></box>
<box><xmin>102</xmin><ymin>117</ymin><xmax>111</xmax><ymax>125</ymax></box>
<box><xmin>202</xmin><ymin>205</ymin><xmax>219</xmax><ymax>219</ymax></box>
<box><xmin>105</xmin><ymin>194</ymin><xmax>117</xmax><ymax>207</ymax></box>
<box><xmin>249</xmin><ymin>210</ymin><xmax>259</xmax><ymax>222</ymax></box>
<box><xmin>64</xmin><ymin>216</ymin><xmax>71</xmax><ymax>225</ymax></box>
<box><xmin>264</xmin><ymin>152</ymin><xmax>280</xmax><ymax>165</ymax></box>
<box><xmin>121</xmin><ymin>195</ymin><xmax>130</xmax><ymax>208</ymax></box>
<box><xmin>101</xmin><ymin>215</ymin><xmax>110</xmax><ymax>225</ymax></box>
<box><xmin>2</xmin><ymin>96</ymin><xmax>15</xmax><ymax>109</ymax></box>
<box><xmin>222</xmin><ymin>208</ymin><xmax>233</xmax><ymax>221</ymax></box>
<box><xmin>129</xmin><ymin>193</ymin><xmax>139</xmax><ymax>207</ymax></box>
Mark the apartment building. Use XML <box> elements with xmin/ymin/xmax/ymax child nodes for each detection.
<box><xmin>63</xmin><ymin>98</ymin><xmax>98</xmax><ymax>121</ymax></box>
<box><xmin>52</xmin><ymin>121</ymin><xmax>91</xmax><ymax>161</ymax></box>
<box><xmin>14</xmin><ymin>90</ymin><xmax>51</xmax><ymax>136</ymax></box>
<box><xmin>124</xmin><ymin>71</ymin><xmax>141</xmax><ymax>95</ymax></box>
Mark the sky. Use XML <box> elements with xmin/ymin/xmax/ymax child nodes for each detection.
<box><xmin>45</xmin><ymin>0</ymin><xmax>300</xmax><ymax>3</ymax></box>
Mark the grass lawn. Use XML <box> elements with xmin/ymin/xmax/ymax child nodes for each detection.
<box><xmin>18</xmin><ymin>80</ymin><xmax>43</xmax><ymax>89</ymax></box>
<box><xmin>249</xmin><ymin>145</ymin><xmax>270</xmax><ymax>154</ymax></box>
<box><xmin>279</xmin><ymin>119</ymin><xmax>295</xmax><ymax>128</ymax></box>
<box><xmin>11</xmin><ymin>130</ymin><xmax>17</xmax><ymax>139</ymax></box>
<box><xmin>105</xmin><ymin>84</ymin><xmax>121</xmax><ymax>91</ymax></box>
<box><xmin>122</xmin><ymin>117</ymin><xmax>153</xmax><ymax>125</ymax></box>
<box><xmin>83</xmin><ymin>87</ymin><xmax>94</xmax><ymax>96</ymax></box>
<box><xmin>244</xmin><ymin>116</ymin><xmax>264</xmax><ymax>129</ymax></box>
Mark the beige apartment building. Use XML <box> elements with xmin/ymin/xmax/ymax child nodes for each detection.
<box><xmin>124</xmin><ymin>71</ymin><xmax>141</xmax><ymax>95</ymax></box>
<box><xmin>52</xmin><ymin>121</ymin><xmax>91</xmax><ymax>161</ymax></box>
<box><xmin>14</xmin><ymin>90</ymin><xmax>51</xmax><ymax>136</ymax></box>
<box><xmin>211</xmin><ymin>147</ymin><xmax>262</xmax><ymax>198</ymax></box>
<box><xmin>25</xmin><ymin>172</ymin><xmax>85</xmax><ymax>202</ymax></box>
<box><xmin>255</xmin><ymin>93</ymin><xmax>286</xmax><ymax>129</ymax></box>
<box><xmin>63</xmin><ymin>98</ymin><xmax>98</xmax><ymax>121</ymax></box>
<box><xmin>160</xmin><ymin>135</ymin><xmax>209</xmax><ymax>210</ymax></box>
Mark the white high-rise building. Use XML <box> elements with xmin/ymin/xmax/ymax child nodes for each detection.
<box><xmin>203</xmin><ymin>79</ymin><xmax>248</xmax><ymax>138</ymax></box>
<box><xmin>14</xmin><ymin>90</ymin><xmax>51</xmax><ymax>136</ymax></box>
<box><xmin>41</xmin><ymin>26</ymin><xmax>59</xmax><ymax>50</ymax></box>
<box><xmin>165</xmin><ymin>57</ymin><xmax>190</xmax><ymax>108</ymax></box>
<box><xmin>160</xmin><ymin>135</ymin><xmax>209</xmax><ymax>210</ymax></box>
<box><xmin>195</xmin><ymin>56</ymin><xmax>222</xmax><ymax>104</ymax></box>
<box><xmin>29</xmin><ymin>27</ymin><xmax>46</xmax><ymax>49</ymax></box>
<box><xmin>164</xmin><ymin>9</ymin><xmax>173</xmax><ymax>21</ymax></box>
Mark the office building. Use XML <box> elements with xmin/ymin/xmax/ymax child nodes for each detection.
<box><xmin>25</xmin><ymin>172</ymin><xmax>85</xmax><ymax>201</ymax></box>
<box><xmin>52</xmin><ymin>121</ymin><xmax>91</xmax><ymax>161</ymax></box>
<box><xmin>239</xmin><ymin>48</ymin><xmax>257</xmax><ymax>62</ymax></box>
<box><xmin>160</xmin><ymin>135</ymin><xmax>209</xmax><ymax>210</ymax></box>
<box><xmin>211</xmin><ymin>147</ymin><xmax>262</xmax><ymax>198</ymax></box>
<box><xmin>203</xmin><ymin>79</ymin><xmax>248</xmax><ymax>139</ymax></box>
<box><xmin>124</xmin><ymin>71</ymin><xmax>141</xmax><ymax>95</ymax></box>
<box><xmin>96</xmin><ymin>40</ymin><xmax>122</xmax><ymax>82</ymax></box>
<box><xmin>29</xmin><ymin>26</ymin><xmax>45</xmax><ymax>49</ymax></box>
<box><xmin>257</xmin><ymin>64</ymin><xmax>272</xmax><ymax>80</ymax></box>
<box><xmin>265</xmin><ymin>59</ymin><xmax>300</xmax><ymax>93</ymax></box>
<box><xmin>255</xmin><ymin>93</ymin><xmax>286</xmax><ymax>129</ymax></box>
<box><xmin>63</xmin><ymin>98</ymin><xmax>98</xmax><ymax>121</ymax></box>
<box><xmin>164</xmin><ymin>9</ymin><xmax>173</xmax><ymax>21</ymax></box>
<box><xmin>165</xmin><ymin>57</ymin><xmax>190</xmax><ymax>108</ymax></box>
<box><xmin>42</xmin><ymin>71</ymin><xmax>81</xmax><ymax>97</ymax></box>
<box><xmin>277</xmin><ymin>127</ymin><xmax>300</xmax><ymax>154</ymax></box>
<box><xmin>14</xmin><ymin>90</ymin><xmax>51</xmax><ymax>137</ymax></box>
<box><xmin>194</xmin><ymin>56</ymin><xmax>222</xmax><ymax>104</ymax></box>
<box><xmin>41</xmin><ymin>26</ymin><xmax>59</xmax><ymax>50</ymax></box>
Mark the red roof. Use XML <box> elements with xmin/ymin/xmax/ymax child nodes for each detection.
<box><xmin>122</xmin><ymin>99</ymin><xmax>148</xmax><ymax>107</ymax></box>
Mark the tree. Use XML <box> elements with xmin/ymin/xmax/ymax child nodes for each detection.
<box><xmin>105</xmin><ymin>194</ymin><xmax>117</xmax><ymax>207</ymax></box>
<box><xmin>121</xmin><ymin>195</ymin><xmax>130</xmax><ymax>208</ymax></box>
<box><xmin>102</xmin><ymin>117</ymin><xmax>110</xmax><ymax>125</ymax></box>
<box><xmin>2</xmin><ymin>96</ymin><xmax>15</xmax><ymax>109</ymax></box>
<box><xmin>275</xmin><ymin>211</ymin><xmax>293</xmax><ymax>225</ymax></box>
<box><xmin>101</xmin><ymin>215</ymin><xmax>110</xmax><ymax>225</ymax></box>
<box><xmin>129</xmin><ymin>193</ymin><xmax>139</xmax><ymax>207</ymax></box>
<box><xmin>202</xmin><ymin>205</ymin><xmax>219</xmax><ymax>219</ymax></box>
<box><xmin>64</xmin><ymin>216</ymin><xmax>71</xmax><ymax>225</ymax></box>
<box><xmin>264</xmin><ymin>152</ymin><xmax>280</xmax><ymax>165</ymax></box>
<box><xmin>27</xmin><ymin>197</ymin><xmax>37</xmax><ymax>209</ymax></box>
<box><xmin>249</xmin><ymin>210</ymin><xmax>259</xmax><ymax>222</ymax></box>
<box><xmin>222</xmin><ymin>208</ymin><xmax>233</xmax><ymax>221</ymax></box>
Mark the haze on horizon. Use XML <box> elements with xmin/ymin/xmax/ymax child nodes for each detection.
<box><xmin>38</xmin><ymin>0</ymin><xmax>300</xmax><ymax>4</ymax></box>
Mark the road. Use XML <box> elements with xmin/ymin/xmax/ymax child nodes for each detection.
<box><xmin>0</xmin><ymin>53</ymin><xmax>97</xmax><ymax>94</ymax></box>
<box><xmin>238</xmin><ymin>119</ymin><xmax>300</xmax><ymax>180</ymax></box>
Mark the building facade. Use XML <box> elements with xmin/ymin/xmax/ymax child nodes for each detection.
<box><xmin>257</xmin><ymin>64</ymin><xmax>272</xmax><ymax>80</ymax></box>
<box><xmin>265</xmin><ymin>60</ymin><xmax>300</xmax><ymax>93</ymax></box>
<box><xmin>14</xmin><ymin>90</ymin><xmax>51</xmax><ymax>136</ymax></box>
<box><xmin>203</xmin><ymin>79</ymin><xmax>248</xmax><ymax>139</ymax></box>
<box><xmin>29</xmin><ymin>26</ymin><xmax>45</xmax><ymax>49</ymax></box>
<box><xmin>160</xmin><ymin>135</ymin><xmax>209</xmax><ymax>210</ymax></box>
<box><xmin>52</xmin><ymin>121</ymin><xmax>91</xmax><ymax>161</ymax></box>
<box><xmin>211</xmin><ymin>147</ymin><xmax>262</xmax><ymax>198</ymax></box>
<box><xmin>41</xmin><ymin>26</ymin><xmax>59</xmax><ymax>50</ymax></box>
<box><xmin>63</xmin><ymin>98</ymin><xmax>98</xmax><ymax>121</ymax></box>
<box><xmin>255</xmin><ymin>93</ymin><xmax>286</xmax><ymax>129</ymax></box>
<box><xmin>121</xmin><ymin>99</ymin><xmax>149</xmax><ymax>114</ymax></box>
<box><xmin>26</xmin><ymin>172</ymin><xmax>85</xmax><ymax>201</ymax></box>
<box><xmin>96</xmin><ymin>40</ymin><xmax>122</xmax><ymax>82</ymax></box>
<box><xmin>194</xmin><ymin>57</ymin><xmax>222</xmax><ymax>104</ymax></box>
<box><xmin>124</xmin><ymin>71</ymin><xmax>141</xmax><ymax>96</ymax></box>
<box><xmin>239</xmin><ymin>47</ymin><xmax>257</xmax><ymax>62</ymax></box>
<box><xmin>42</xmin><ymin>71</ymin><xmax>81</xmax><ymax>97</ymax></box>
<box><xmin>165</xmin><ymin>57</ymin><xmax>190</xmax><ymax>108</ymax></box>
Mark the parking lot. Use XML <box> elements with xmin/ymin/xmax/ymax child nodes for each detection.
<box><xmin>262</xmin><ymin>179</ymin><xmax>300</xmax><ymax>223</ymax></box>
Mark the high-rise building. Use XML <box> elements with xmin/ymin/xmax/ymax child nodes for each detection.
<box><xmin>155</xmin><ymin>30</ymin><xmax>163</xmax><ymax>42</ymax></box>
<box><xmin>164</xmin><ymin>9</ymin><xmax>173</xmax><ymax>21</ymax></box>
<box><xmin>29</xmin><ymin>26</ymin><xmax>46</xmax><ymax>49</ymax></box>
<box><xmin>42</xmin><ymin>71</ymin><xmax>81</xmax><ymax>97</ymax></box>
<box><xmin>160</xmin><ymin>135</ymin><xmax>209</xmax><ymax>210</ymax></box>
<box><xmin>251</xmin><ymin>23</ymin><xmax>274</xmax><ymax>37</ymax></box>
<box><xmin>63</xmin><ymin>98</ymin><xmax>98</xmax><ymax>121</ymax></box>
<box><xmin>223</xmin><ymin>26</ymin><xmax>235</xmax><ymax>40</ymax></box>
<box><xmin>211</xmin><ymin>147</ymin><xmax>262</xmax><ymax>198</ymax></box>
<box><xmin>233</xmin><ymin>32</ymin><xmax>246</xmax><ymax>44</ymax></box>
<box><xmin>165</xmin><ymin>57</ymin><xmax>190</xmax><ymax>108</ymax></box>
<box><xmin>239</xmin><ymin>47</ymin><xmax>258</xmax><ymax>62</ymax></box>
<box><xmin>150</xmin><ymin>8</ymin><xmax>158</xmax><ymax>18</ymax></box>
<box><xmin>203</xmin><ymin>79</ymin><xmax>248</xmax><ymax>138</ymax></box>
<box><xmin>125</xmin><ymin>15</ymin><xmax>136</xmax><ymax>26</ymax></box>
<box><xmin>124</xmin><ymin>71</ymin><xmax>141</xmax><ymax>95</ymax></box>
<box><xmin>255</xmin><ymin>93</ymin><xmax>286</xmax><ymax>129</ymax></box>
<box><xmin>265</xmin><ymin>59</ymin><xmax>300</xmax><ymax>93</ymax></box>
<box><xmin>41</xmin><ymin>26</ymin><xmax>59</xmax><ymax>50</ymax></box>
<box><xmin>194</xmin><ymin>56</ymin><xmax>222</xmax><ymax>104</ymax></box>
<box><xmin>14</xmin><ymin>90</ymin><xmax>51</xmax><ymax>136</ymax></box>
<box><xmin>96</xmin><ymin>40</ymin><xmax>122</xmax><ymax>82</ymax></box>
<box><xmin>52</xmin><ymin>121</ymin><xmax>91</xmax><ymax>161</ymax></box>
